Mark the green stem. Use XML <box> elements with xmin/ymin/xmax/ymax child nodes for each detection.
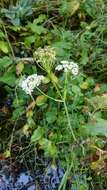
<box><xmin>63</xmin><ymin>72</ymin><xmax>68</xmax><ymax>100</ymax></box>
<box><xmin>58</xmin><ymin>162</ymin><xmax>73</xmax><ymax>190</ymax></box>
<box><xmin>36</xmin><ymin>86</ymin><xmax>63</xmax><ymax>103</ymax></box>
<box><xmin>50</xmin><ymin>74</ymin><xmax>76</xmax><ymax>141</ymax></box>
<box><xmin>2</xmin><ymin>23</ymin><xmax>15</xmax><ymax>60</ymax></box>
<box><xmin>49</xmin><ymin>72</ymin><xmax>76</xmax><ymax>141</ymax></box>
<box><xmin>30</xmin><ymin>94</ymin><xmax>35</xmax><ymax>102</ymax></box>
<box><xmin>63</xmin><ymin>100</ymin><xmax>76</xmax><ymax>141</ymax></box>
<box><xmin>48</xmin><ymin>72</ymin><xmax>62</xmax><ymax>99</ymax></box>
<box><xmin>52</xmin><ymin>80</ymin><xmax>62</xmax><ymax>99</ymax></box>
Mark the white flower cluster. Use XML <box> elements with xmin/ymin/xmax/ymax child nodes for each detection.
<box><xmin>19</xmin><ymin>74</ymin><xmax>44</xmax><ymax>95</ymax></box>
<box><xmin>55</xmin><ymin>60</ymin><xmax>79</xmax><ymax>75</ymax></box>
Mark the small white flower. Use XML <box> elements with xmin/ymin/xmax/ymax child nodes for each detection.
<box><xmin>19</xmin><ymin>74</ymin><xmax>44</xmax><ymax>95</ymax></box>
<box><xmin>60</xmin><ymin>60</ymin><xmax>69</xmax><ymax>64</ymax></box>
<box><xmin>70</xmin><ymin>62</ymin><xmax>79</xmax><ymax>75</ymax></box>
<box><xmin>55</xmin><ymin>65</ymin><xmax>63</xmax><ymax>71</ymax></box>
<box><xmin>71</xmin><ymin>67</ymin><xmax>79</xmax><ymax>75</ymax></box>
<box><xmin>70</xmin><ymin>61</ymin><xmax>78</xmax><ymax>68</ymax></box>
<box><xmin>55</xmin><ymin>60</ymin><xmax>79</xmax><ymax>75</ymax></box>
<box><xmin>63</xmin><ymin>64</ymin><xmax>69</xmax><ymax>69</ymax></box>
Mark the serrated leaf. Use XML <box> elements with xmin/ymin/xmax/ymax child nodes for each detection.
<box><xmin>31</xmin><ymin>127</ymin><xmax>44</xmax><ymax>143</ymax></box>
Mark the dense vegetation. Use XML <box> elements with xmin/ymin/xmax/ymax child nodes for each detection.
<box><xmin>0</xmin><ymin>0</ymin><xmax>107</xmax><ymax>189</ymax></box>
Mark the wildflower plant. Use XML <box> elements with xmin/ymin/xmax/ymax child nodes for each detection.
<box><xmin>18</xmin><ymin>43</ymin><xmax>80</xmax><ymax>143</ymax></box>
<box><xmin>19</xmin><ymin>49</ymin><xmax>79</xmax><ymax>141</ymax></box>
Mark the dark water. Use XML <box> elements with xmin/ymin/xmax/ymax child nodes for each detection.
<box><xmin>0</xmin><ymin>165</ymin><xmax>65</xmax><ymax>190</ymax></box>
<box><xmin>0</xmin><ymin>171</ymin><xmax>36</xmax><ymax>190</ymax></box>
<box><xmin>0</xmin><ymin>163</ymin><xmax>91</xmax><ymax>190</ymax></box>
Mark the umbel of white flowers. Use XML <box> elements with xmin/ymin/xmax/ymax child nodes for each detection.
<box><xmin>19</xmin><ymin>74</ymin><xmax>44</xmax><ymax>95</ymax></box>
<box><xmin>55</xmin><ymin>60</ymin><xmax>79</xmax><ymax>75</ymax></box>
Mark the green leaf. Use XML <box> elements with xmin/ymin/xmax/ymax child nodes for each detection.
<box><xmin>59</xmin><ymin>0</ymin><xmax>80</xmax><ymax>17</ymax></box>
<box><xmin>82</xmin><ymin>118</ymin><xmax>107</xmax><ymax>136</ymax></box>
<box><xmin>28</xmin><ymin>14</ymin><xmax>47</xmax><ymax>34</ymax></box>
<box><xmin>0</xmin><ymin>41</ymin><xmax>9</xmax><ymax>53</ymax></box>
<box><xmin>28</xmin><ymin>14</ymin><xmax>46</xmax><ymax>28</ymax></box>
<box><xmin>30</xmin><ymin>25</ymin><xmax>46</xmax><ymax>34</ymax></box>
<box><xmin>83</xmin><ymin>0</ymin><xmax>97</xmax><ymax>18</ymax></box>
<box><xmin>53</xmin><ymin>41</ymin><xmax>71</xmax><ymax>58</ymax></box>
<box><xmin>0</xmin><ymin>72</ymin><xmax>16</xmax><ymax>86</ymax></box>
<box><xmin>80</xmin><ymin>81</ymin><xmax>89</xmax><ymax>90</ymax></box>
<box><xmin>80</xmin><ymin>48</ymin><xmax>89</xmax><ymax>65</ymax></box>
<box><xmin>46</xmin><ymin>107</ymin><xmax>57</xmax><ymax>124</ymax></box>
<box><xmin>24</xmin><ymin>35</ymin><xmax>36</xmax><ymax>46</ymax></box>
<box><xmin>100</xmin><ymin>84</ymin><xmax>107</xmax><ymax>93</ymax></box>
<box><xmin>36</xmin><ymin>95</ymin><xmax>47</xmax><ymax>106</ymax></box>
<box><xmin>0</xmin><ymin>56</ymin><xmax>13</xmax><ymax>69</ymax></box>
<box><xmin>72</xmin><ymin>85</ymin><xmax>81</xmax><ymax>94</ymax></box>
<box><xmin>34</xmin><ymin>14</ymin><xmax>47</xmax><ymax>24</ymax></box>
<box><xmin>31</xmin><ymin>127</ymin><xmax>44</xmax><ymax>143</ymax></box>
<box><xmin>13</xmin><ymin>94</ymin><xmax>27</xmax><ymax>108</ymax></box>
<box><xmin>27</xmin><ymin>117</ymin><xmax>36</xmax><ymax>128</ymax></box>
<box><xmin>12</xmin><ymin>106</ymin><xmax>25</xmax><ymax>120</ymax></box>
<box><xmin>0</xmin><ymin>31</ymin><xmax>5</xmax><ymax>38</ymax></box>
<box><xmin>39</xmin><ymin>138</ymin><xmax>57</xmax><ymax>157</ymax></box>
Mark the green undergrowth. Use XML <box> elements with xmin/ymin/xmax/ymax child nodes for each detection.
<box><xmin>0</xmin><ymin>0</ymin><xmax>107</xmax><ymax>189</ymax></box>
